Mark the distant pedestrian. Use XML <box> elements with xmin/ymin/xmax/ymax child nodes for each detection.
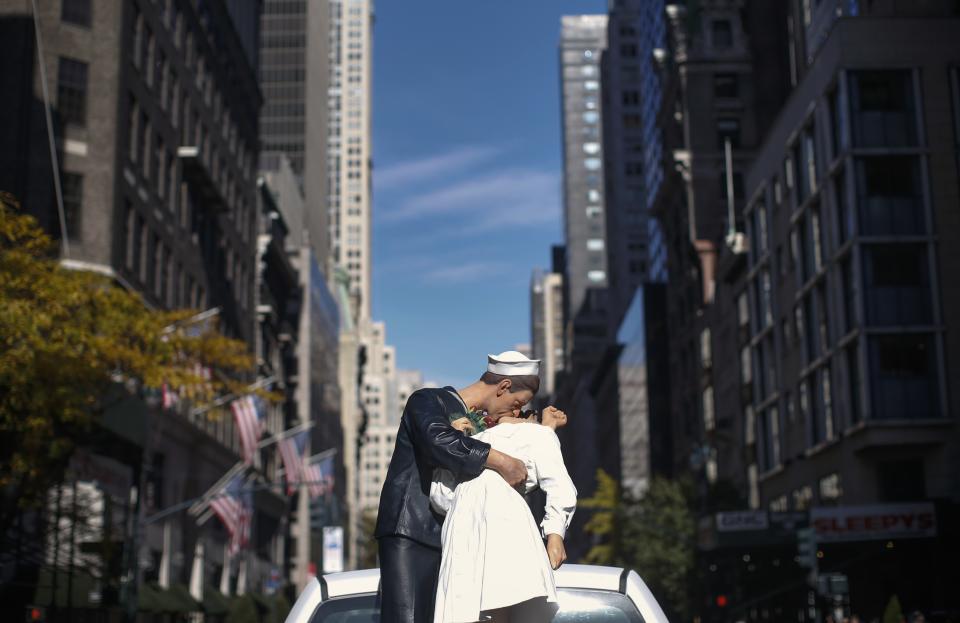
<box><xmin>910</xmin><ymin>611</ymin><xmax>925</xmax><ymax>623</ymax></box>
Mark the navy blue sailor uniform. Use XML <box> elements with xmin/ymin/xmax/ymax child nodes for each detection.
<box><xmin>375</xmin><ymin>386</ymin><xmax>490</xmax><ymax>623</ymax></box>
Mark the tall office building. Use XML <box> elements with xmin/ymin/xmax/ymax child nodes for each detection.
<box><xmin>600</xmin><ymin>0</ymin><xmax>661</xmax><ymax>331</ymax></box>
<box><xmin>559</xmin><ymin>15</ymin><xmax>610</xmax><ymax>365</ymax></box>
<box><xmin>259</xmin><ymin>0</ymin><xmax>329</xmax><ymax>259</ymax></box>
<box><xmin>530</xmin><ymin>268</ymin><xmax>565</xmax><ymax>399</ymax></box>
<box><xmin>327</xmin><ymin>0</ymin><xmax>373</xmax><ymax>324</ymax></box>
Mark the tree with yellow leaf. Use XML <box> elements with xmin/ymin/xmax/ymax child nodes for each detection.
<box><xmin>0</xmin><ymin>192</ymin><xmax>254</xmax><ymax>531</ymax></box>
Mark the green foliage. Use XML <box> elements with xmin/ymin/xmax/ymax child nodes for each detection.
<box><xmin>267</xmin><ymin>592</ymin><xmax>292</xmax><ymax>623</ymax></box>
<box><xmin>358</xmin><ymin>508</ymin><xmax>379</xmax><ymax>569</ymax></box>
<box><xmin>0</xmin><ymin>193</ymin><xmax>254</xmax><ymax>520</ymax></box>
<box><xmin>884</xmin><ymin>595</ymin><xmax>904</xmax><ymax>623</ymax></box>
<box><xmin>227</xmin><ymin>593</ymin><xmax>260</xmax><ymax>623</ymax></box>
<box><xmin>581</xmin><ymin>469</ymin><xmax>696</xmax><ymax>621</ymax></box>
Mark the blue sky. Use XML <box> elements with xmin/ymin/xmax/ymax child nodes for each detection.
<box><xmin>372</xmin><ymin>1</ymin><xmax>605</xmax><ymax>388</ymax></box>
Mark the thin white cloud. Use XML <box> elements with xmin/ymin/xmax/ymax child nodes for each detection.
<box><xmin>375</xmin><ymin>145</ymin><xmax>502</xmax><ymax>190</ymax></box>
<box><xmin>423</xmin><ymin>260</ymin><xmax>508</xmax><ymax>285</ymax></box>
<box><xmin>382</xmin><ymin>168</ymin><xmax>560</xmax><ymax>232</ymax></box>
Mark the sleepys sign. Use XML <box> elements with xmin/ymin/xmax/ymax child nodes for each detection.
<box><xmin>811</xmin><ymin>503</ymin><xmax>936</xmax><ymax>542</ymax></box>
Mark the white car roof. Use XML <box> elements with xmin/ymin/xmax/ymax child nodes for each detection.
<box><xmin>284</xmin><ymin>565</ymin><xmax>668</xmax><ymax>623</ymax></box>
<box><xmin>320</xmin><ymin>564</ymin><xmax>624</xmax><ymax>598</ymax></box>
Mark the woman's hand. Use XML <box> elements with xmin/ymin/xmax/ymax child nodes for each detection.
<box><xmin>541</xmin><ymin>406</ymin><xmax>568</xmax><ymax>430</ymax></box>
<box><xmin>450</xmin><ymin>417</ymin><xmax>474</xmax><ymax>434</ymax></box>
<box><xmin>546</xmin><ymin>533</ymin><xmax>567</xmax><ymax>570</ymax></box>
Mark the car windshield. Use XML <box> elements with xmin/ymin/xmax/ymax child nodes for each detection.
<box><xmin>309</xmin><ymin>588</ymin><xmax>645</xmax><ymax>623</ymax></box>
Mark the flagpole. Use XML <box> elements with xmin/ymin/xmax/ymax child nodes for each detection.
<box><xmin>306</xmin><ymin>447</ymin><xmax>338</xmax><ymax>463</ymax></box>
<box><xmin>161</xmin><ymin>306</ymin><xmax>221</xmax><ymax>335</ymax></box>
<box><xmin>257</xmin><ymin>420</ymin><xmax>314</xmax><ymax>449</ymax></box>
<box><xmin>189</xmin><ymin>375</ymin><xmax>277</xmax><ymax>417</ymax></box>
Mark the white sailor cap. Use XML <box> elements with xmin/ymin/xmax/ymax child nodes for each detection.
<box><xmin>487</xmin><ymin>350</ymin><xmax>540</xmax><ymax>376</ymax></box>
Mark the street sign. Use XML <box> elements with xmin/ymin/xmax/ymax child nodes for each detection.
<box><xmin>716</xmin><ymin>511</ymin><xmax>769</xmax><ymax>532</ymax></box>
<box><xmin>811</xmin><ymin>503</ymin><xmax>936</xmax><ymax>542</ymax></box>
<box><xmin>797</xmin><ymin>526</ymin><xmax>817</xmax><ymax>569</ymax></box>
<box><xmin>322</xmin><ymin>526</ymin><xmax>344</xmax><ymax>573</ymax></box>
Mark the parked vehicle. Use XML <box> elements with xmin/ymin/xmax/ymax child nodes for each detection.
<box><xmin>284</xmin><ymin>563</ymin><xmax>669</xmax><ymax>622</ymax></box>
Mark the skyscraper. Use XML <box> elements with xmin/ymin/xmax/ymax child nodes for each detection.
<box><xmin>559</xmin><ymin>15</ymin><xmax>610</xmax><ymax>367</ymax></box>
<box><xmin>327</xmin><ymin>0</ymin><xmax>373</xmax><ymax>324</ymax></box>
<box><xmin>259</xmin><ymin>0</ymin><xmax>329</xmax><ymax>259</ymax></box>
<box><xmin>530</xmin><ymin>268</ymin><xmax>565</xmax><ymax>399</ymax></box>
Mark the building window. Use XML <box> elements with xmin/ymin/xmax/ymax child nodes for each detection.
<box><xmin>862</xmin><ymin>243</ymin><xmax>932</xmax><ymax>326</ymax></box>
<box><xmin>586</xmin><ymin>239</ymin><xmax>604</xmax><ymax>251</ymax></box>
<box><xmin>833</xmin><ymin>169</ymin><xmax>852</xmax><ymax>243</ymax></box>
<box><xmin>587</xmin><ymin>270</ymin><xmax>605</xmax><ymax>282</ymax></box>
<box><xmin>840</xmin><ymin>256</ymin><xmax>857</xmax><ymax>335</ymax></box>
<box><xmin>61</xmin><ymin>0</ymin><xmax>91</xmax><ymax>26</ymax></box>
<box><xmin>828</xmin><ymin>86</ymin><xmax>844</xmax><ymax>159</ymax></box>
<box><xmin>717</xmin><ymin>118</ymin><xmax>740</xmax><ymax>149</ymax></box>
<box><xmin>712</xmin><ymin>19</ymin><xmax>733</xmax><ymax>48</ymax></box>
<box><xmin>868</xmin><ymin>333</ymin><xmax>939</xmax><ymax>420</ymax></box>
<box><xmin>584</xmin><ymin>158</ymin><xmax>601</xmax><ymax>171</ymax></box>
<box><xmin>846</xmin><ymin>343</ymin><xmax>862</xmax><ymax>424</ymax></box>
<box><xmin>57</xmin><ymin>57</ymin><xmax>88</xmax><ymax>126</ymax></box>
<box><xmin>849</xmin><ymin>70</ymin><xmax>918</xmax><ymax>147</ymax></box>
<box><xmin>758</xmin><ymin>407</ymin><xmax>780</xmax><ymax>472</ymax></box>
<box><xmin>855</xmin><ymin>156</ymin><xmax>925</xmax><ymax>236</ymax></box>
<box><xmin>714</xmin><ymin>73</ymin><xmax>739</xmax><ymax>98</ymax></box>
<box><xmin>701</xmin><ymin>386</ymin><xmax>715</xmax><ymax>431</ymax></box>
<box><xmin>61</xmin><ymin>172</ymin><xmax>83</xmax><ymax>241</ymax></box>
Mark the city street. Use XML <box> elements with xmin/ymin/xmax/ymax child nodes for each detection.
<box><xmin>1</xmin><ymin>0</ymin><xmax>959</xmax><ymax>622</ymax></box>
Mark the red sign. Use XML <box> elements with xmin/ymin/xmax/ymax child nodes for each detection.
<box><xmin>811</xmin><ymin>504</ymin><xmax>936</xmax><ymax>542</ymax></box>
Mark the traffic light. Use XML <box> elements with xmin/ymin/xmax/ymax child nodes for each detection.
<box><xmin>797</xmin><ymin>527</ymin><xmax>817</xmax><ymax>569</ymax></box>
<box><xmin>715</xmin><ymin>594</ymin><xmax>729</xmax><ymax>608</ymax></box>
<box><xmin>24</xmin><ymin>607</ymin><xmax>45</xmax><ymax>623</ymax></box>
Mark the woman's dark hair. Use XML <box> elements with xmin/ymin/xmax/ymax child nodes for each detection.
<box><xmin>480</xmin><ymin>371</ymin><xmax>540</xmax><ymax>395</ymax></box>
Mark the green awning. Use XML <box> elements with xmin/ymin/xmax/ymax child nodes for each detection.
<box><xmin>203</xmin><ymin>586</ymin><xmax>230</xmax><ymax>615</ymax></box>
<box><xmin>138</xmin><ymin>582</ymin><xmax>200</xmax><ymax>613</ymax></box>
<box><xmin>167</xmin><ymin>583</ymin><xmax>201</xmax><ymax>613</ymax></box>
<box><xmin>33</xmin><ymin>568</ymin><xmax>102</xmax><ymax>609</ymax></box>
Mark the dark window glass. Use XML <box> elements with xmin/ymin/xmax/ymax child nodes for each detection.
<box><xmin>124</xmin><ymin>201</ymin><xmax>136</xmax><ymax>271</ymax></box>
<box><xmin>714</xmin><ymin>73</ymin><xmax>739</xmax><ymax>98</ymax></box>
<box><xmin>57</xmin><ymin>57</ymin><xmax>88</xmax><ymax>126</ymax></box>
<box><xmin>849</xmin><ymin>70</ymin><xmax>918</xmax><ymax>147</ymax></box>
<box><xmin>840</xmin><ymin>257</ymin><xmax>857</xmax><ymax>334</ymax></box>
<box><xmin>717</xmin><ymin>118</ymin><xmax>740</xmax><ymax>149</ymax></box>
<box><xmin>862</xmin><ymin>243</ymin><xmax>932</xmax><ymax>326</ymax></box>
<box><xmin>828</xmin><ymin>87</ymin><xmax>844</xmax><ymax>158</ymax></box>
<box><xmin>793</xmin><ymin>141</ymin><xmax>808</xmax><ymax>204</ymax></box>
<box><xmin>834</xmin><ymin>169</ymin><xmax>851</xmax><ymax>243</ymax></box>
<box><xmin>712</xmin><ymin>19</ymin><xmax>733</xmax><ymax>48</ymax></box>
<box><xmin>61</xmin><ymin>0</ymin><xmax>91</xmax><ymax>26</ymax></box>
<box><xmin>868</xmin><ymin>333</ymin><xmax>939</xmax><ymax>420</ymax></box>
<box><xmin>61</xmin><ymin>172</ymin><xmax>83</xmax><ymax>241</ymax></box>
<box><xmin>877</xmin><ymin>459</ymin><xmax>926</xmax><ymax>502</ymax></box>
<box><xmin>846</xmin><ymin>344</ymin><xmax>862</xmax><ymax>424</ymax></box>
<box><xmin>855</xmin><ymin>156</ymin><xmax>925</xmax><ymax>235</ymax></box>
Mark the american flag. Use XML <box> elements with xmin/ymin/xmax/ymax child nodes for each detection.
<box><xmin>278</xmin><ymin>430</ymin><xmax>309</xmax><ymax>495</ymax></box>
<box><xmin>161</xmin><ymin>382</ymin><xmax>180</xmax><ymax>409</ymax></box>
<box><xmin>231</xmin><ymin>395</ymin><xmax>265</xmax><ymax>464</ymax></box>
<box><xmin>305</xmin><ymin>454</ymin><xmax>335</xmax><ymax>500</ymax></box>
<box><xmin>209</xmin><ymin>473</ymin><xmax>252</xmax><ymax>556</ymax></box>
